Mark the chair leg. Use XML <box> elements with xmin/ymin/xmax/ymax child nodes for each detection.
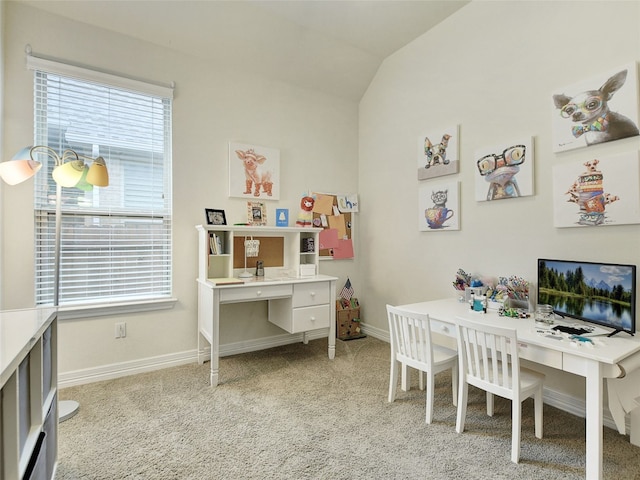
<box><xmin>426</xmin><ymin>372</ymin><xmax>435</xmax><ymax>424</ymax></box>
<box><xmin>486</xmin><ymin>392</ymin><xmax>494</xmax><ymax>417</ymax></box>
<box><xmin>401</xmin><ymin>363</ymin><xmax>410</xmax><ymax>391</ymax></box>
<box><xmin>534</xmin><ymin>387</ymin><xmax>543</xmax><ymax>439</ymax></box>
<box><xmin>388</xmin><ymin>359</ymin><xmax>399</xmax><ymax>402</ymax></box>
<box><xmin>451</xmin><ymin>365</ymin><xmax>458</xmax><ymax>407</ymax></box>
<box><xmin>511</xmin><ymin>400</ymin><xmax>521</xmax><ymax>463</ymax></box>
<box><xmin>456</xmin><ymin>381</ymin><xmax>468</xmax><ymax>434</ymax></box>
<box><xmin>418</xmin><ymin>370</ymin><xmax>425</xmax><ymax>391</ymax></box>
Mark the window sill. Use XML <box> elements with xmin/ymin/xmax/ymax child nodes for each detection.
<box><xmin>57</xmin><ymin>297</ymin><xmax>178</xmax><ymax>320</ymax></box>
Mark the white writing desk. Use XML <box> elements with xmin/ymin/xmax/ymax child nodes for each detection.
<box><xmin>397</xmin><ymin>298</ymin><xmax>640</xmax><ymax>480</ymax></box>
<box><xmin>197</xmin><ymin>275</ymin><xmax>337</xmax><ymax>387</ymax></box>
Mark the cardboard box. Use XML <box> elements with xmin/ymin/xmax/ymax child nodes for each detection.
<box><xmin>336</xmin><ymin>300</ymin><xmax>364</xmax><ymax>339</ymax></box>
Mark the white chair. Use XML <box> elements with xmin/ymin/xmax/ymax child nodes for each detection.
<box><xmin>386</xmin><ymin>304</ymin><xmax>458</xmax><ymax>424</ymax></box>
<box><xmin>453</xmin><ymin>316</ymin><xmax>544</xmax><ymax>463</ymax></box>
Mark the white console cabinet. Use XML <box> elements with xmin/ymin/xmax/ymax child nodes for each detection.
<box><xmin>1</xmin><ymin>308</ymin><xmax>57</xmax><ymax>480</ymax></box>
<box><xmin>195</xmin><ymin>225</ymin><xmax>336</xmax><ymax>386</ymax></box>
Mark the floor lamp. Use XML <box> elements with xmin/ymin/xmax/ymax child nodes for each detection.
<box><xmin>0</xmin><ymin>146</ymin><xmax>109</xmax><ymax>422</ymax></box>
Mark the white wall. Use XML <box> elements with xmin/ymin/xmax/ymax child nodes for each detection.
<box><xmin>359</xmin><ymin>0</ymin><xmax>640</xmax><ymax>394</ymax></box>
<box><xmin>1</xmin><ymin>3</ymin><xmax>359</xmax><ymax>383</ymax></box>
<box><xmin>0</xmin><ymin>3</ymin><xmax>5</xmax><ymax>309</ymax></box>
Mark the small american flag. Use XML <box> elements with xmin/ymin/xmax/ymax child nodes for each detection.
<box><xmin>339</xmin><ymin>278</ymin><xmax>354</xmax><ymax>300</ymax></box>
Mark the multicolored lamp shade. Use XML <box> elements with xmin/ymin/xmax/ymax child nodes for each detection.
<box><xmin>0</xmin><ymin>145</ymin><xmax>109</xmax><ymax>188</ymax></box>
<box><xmin>0</xmin><ymin>146</ymin><xmax>43</xmax><ymax>185</ymax></box>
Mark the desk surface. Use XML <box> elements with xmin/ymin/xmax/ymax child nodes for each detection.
<box><xmin>200</xmin><ymin>274</ymin><xmax>337</xmax><ymax>289</ymax></box>
<box><xmin>399</xmin><ymin>298</ymin><xmax>640</xmax><ymax>367</ymax></box>
<box><xmin>0</xmin><ymin>307</ymin><xmax>57</xmax><ymax>388</ymax></box>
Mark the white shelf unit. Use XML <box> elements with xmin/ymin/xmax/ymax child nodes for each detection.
<box><xmin>1</xmin><ymin>308</ymin><xmax>57</xmax><ymax>480</ymax></box>
<box><xmin>196</xmin><ymin>225</ymin><xmax>321</xmax><ymax>281</ymax></box>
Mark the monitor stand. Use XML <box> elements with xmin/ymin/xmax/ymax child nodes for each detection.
<box><xmin>608</xmin><ymin>329</ymin><xmax>634</xmax><ymax>337</ymax></box>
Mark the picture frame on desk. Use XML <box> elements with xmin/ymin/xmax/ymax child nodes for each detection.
<box><xmin>276</xmin><ymin>208</ymin><xmax>289</xmax><ymax>227</ymax></box>
<box><xmin>247</xmin><ymin>201</ymin><xmax>267</xmax><ymax>226</ymax></box>
<box><xmin>205</xmin><ymin>208</ymin><xmax>227</xmax><ymax>225</ymax></box>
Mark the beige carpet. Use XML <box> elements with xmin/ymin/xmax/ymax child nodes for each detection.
<box><xmin>57</xmin><ymin>336</ymin><xmax>640</xmax><ymax>479</ymax></box>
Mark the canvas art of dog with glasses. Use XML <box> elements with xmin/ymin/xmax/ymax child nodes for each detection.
<box><xmin>552</xmin><ymin>64</ymin><xmax>639</xmax><ymax>152</ymax></box>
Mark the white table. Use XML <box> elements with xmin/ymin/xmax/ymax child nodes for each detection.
<box><xmin>197</xmin><ymin>275</ymin><xmax>337</xmax><ymax>386</ymax></box>
<box><xmin>397</xmin><ymin>298</ymin><xmax>640</xmax><ymax>480</ymax></box>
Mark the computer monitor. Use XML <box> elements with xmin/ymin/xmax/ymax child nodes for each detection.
<box><xmin>537</xmin><ymin>258</ymin><xmax>636</xmax><ymax>336</ymax></box>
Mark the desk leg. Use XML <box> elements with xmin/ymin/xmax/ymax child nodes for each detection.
<box><xmin>328</xmin><ymin>280</ymin><xmax>336</xmax><ymax>360</ymax></box>
<box><xmin>198</xmin><ymin>283</ymin><xmax>220</xmax><ymax>386</ymax></box>
<box><xmin>210</xmin><ymin>290</ymin><xmax>221</xmax><ymax>386</ymax></box>
<box><xmin>585</xmin><ymin>361</ymin><xmax>604</xmax><ymax>480</ymax></box>
<box><xmin>631</xmin><ymin>403</ymin><xmax>640</xmax><ymax>446</ymax></box>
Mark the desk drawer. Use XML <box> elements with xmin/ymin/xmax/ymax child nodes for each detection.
<box><xmin>430</xmin><ymin>319</ymin><xmax>455</xmax><ymax>338</ymax></box>
<box><xmin>291</xmin><ymin>305</ymin><xmax>331</xmax><ymax>333</ymax></box>
<box><xmin>219</xmin><ymin>284</ymin><xmax>292</xmax><ymax>303</ymax></box>
<box><xmin>293</xmin><ymin>282</ymin><xmax>330</xmax><ymax>308</ymax></box>
<box><xmin>518</xmin><ymin>342</ymin><xmax>563</xmax><ymax>369</ymax></box>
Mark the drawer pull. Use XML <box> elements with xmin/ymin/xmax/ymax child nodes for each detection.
<box><xmin>310</xmin><ymin>291</ymin><xmax>316</xmax><ymax>297</ymax></box>
<box><xmin>256</xmin><ymin>290</ymin><xmax>262</xmax><ymax>296</ymax></box>
<box><xmin>310</xmin><ymin>316</ymin><xmax>316</xmax><ymax>321</ymax></box>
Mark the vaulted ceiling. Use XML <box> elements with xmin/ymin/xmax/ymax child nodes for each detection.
<box><xmin>15</xmin><ymin>0</ymin><xmax>469</xmax><ymax>101</ymax></box>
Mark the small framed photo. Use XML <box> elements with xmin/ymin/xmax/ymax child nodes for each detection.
<box><xmin>276</xmin><ymin>208</ymin><xmax>289</xmax><ymax>227</ymax></box>
<box><xmin>205</xmin><ymin>208</ymin><xmax>226</xmax><ymax>226</ymax></box>
<box><xmin>247</xmin><ymin>201</ymin><xmax>267</xmax><ymax>226</ymax></box>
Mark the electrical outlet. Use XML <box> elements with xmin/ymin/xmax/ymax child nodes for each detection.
<box><xmin>115</xmin><ymin>322</ymin><xmax>126</xmax><ymax>339</ymax></box>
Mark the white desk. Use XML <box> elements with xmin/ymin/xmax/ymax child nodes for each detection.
<box><xmin>397</xmin><ymin>298</ymin><xmax>640</xmax><ymax>480</ymax></box>
<box><xmin>197</xmin><ymin>275</ymin><xmax>337</xmax><ymax>386</ymax></box>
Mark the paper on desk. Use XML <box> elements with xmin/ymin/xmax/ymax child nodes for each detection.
<box><xmin>607</xmin><ymin>368</ymin><xmax>640</xmax><ymax>434</ymax></box>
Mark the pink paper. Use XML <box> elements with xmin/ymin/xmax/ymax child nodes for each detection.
<box><xmin>332</xmin><ymin>239</ymin><xmax>354</xmax><ymax>259</ymax></box>
<box><xmin>319</xmin><ymin>228</ymin><xmax>339</xmax><ymax>250</ymax></box>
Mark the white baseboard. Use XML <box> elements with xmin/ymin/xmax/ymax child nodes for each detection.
<box><xmin>59</xmin><ymin>330</ymin><xmax>329</xmax><ymax>388</ymax></box>
<box><xmin>58</xmin><ymin>350</ymin><xmax>197</xmax><ymax>388</ymax></box>
<box><xmin>59</xmin><ymin>322</ymin><xmax>632</xmax><ymax>435</ymax></box>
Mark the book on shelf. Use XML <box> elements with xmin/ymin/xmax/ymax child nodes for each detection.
<box><xmin>209</xmin><ymin>233</ymin><xmax>224</xmax><ymax>255</ymax></box>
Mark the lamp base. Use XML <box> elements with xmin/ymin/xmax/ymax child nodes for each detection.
<box><xmin>59</xmin><ymin>399</ymin><xmax>80</xmax><ymax>422</ymax></box>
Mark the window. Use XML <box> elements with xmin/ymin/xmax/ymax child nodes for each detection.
<box><xmin>29</xmin><ymin>56</ymin><xmax>173</xmax><ymax>308</ymax></box>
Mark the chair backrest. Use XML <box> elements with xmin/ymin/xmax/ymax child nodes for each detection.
<box><xmin>454</xmin><ymin>316</ymin><xmax>520</xmax><ymax>399</ymax></box>
<box><xmin>387</xmin><ymin>305</ymin><xmax>435</xmax><ymax>370</ymax></box>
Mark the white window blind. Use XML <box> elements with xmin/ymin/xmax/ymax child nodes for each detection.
<box><xmin>31</xmin><ymin>58</ymin><xmax>173</xmax><ymax>307</ymax></box>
